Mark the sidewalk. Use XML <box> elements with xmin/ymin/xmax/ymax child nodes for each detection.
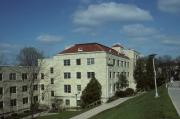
<box><xmin>70</xmin><ymin>97</ymin><xmax>133</xmax><ymax>119</ymax></box>
<box><xmin>168</xmin><ymin>81</ymin><xmax>180</xmax><ymax>116</ymax></box>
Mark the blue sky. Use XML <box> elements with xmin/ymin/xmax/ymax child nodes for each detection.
<box><xmin>0</xmin><ymin>0</ymin><xmax>180</xmax><ymax>64</ymax></box>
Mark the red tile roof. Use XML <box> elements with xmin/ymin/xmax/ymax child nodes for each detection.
<box><xmin>59</xmin><ymin>43</ymin><xmax>129</xmax><ymax>59</ymax></box>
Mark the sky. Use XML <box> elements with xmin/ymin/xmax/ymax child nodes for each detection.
<box><xmin>0</xmin><ymin>0</ymin><xmax>180</xmax><ymax>64</ymax></box>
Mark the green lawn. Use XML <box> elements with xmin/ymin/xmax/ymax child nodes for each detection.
<box><xmin>90</xmin><ymin>86</ymin><xmax>180</xmax><ymax>119</ymax></box>
<box><xmin>38</xmin><ymin>110</ymin><xmax>85</xmax><ymax>119</ymax></box>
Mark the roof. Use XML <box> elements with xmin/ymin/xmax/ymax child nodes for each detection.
<box><xmin>112</xmin><ymin>44</ymin><xmax>124</xmax><ymax>48</ymax></box>
<box><xmin>59</xmin><ymin>43</ymin><xmax>129</xmax><ymax>59</ymax></box>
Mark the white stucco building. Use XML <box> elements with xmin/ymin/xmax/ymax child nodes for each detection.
<box><xmin>39</xmin><ymin>43</ymin><xmax>140</xmax><ymax>108</ymax></box>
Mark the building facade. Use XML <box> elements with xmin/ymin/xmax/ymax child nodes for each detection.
<box><xmin>39</xmin><ymin>43</ymin><xmax>139</xmax><ymax>108</ymax></box>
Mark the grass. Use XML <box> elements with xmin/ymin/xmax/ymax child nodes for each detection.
<box><xmin>38</xmin><ymin>110</ymin><xmax>85</xmax><ymax>119</ymax></box>
<box><xmin>90</xmin><ymin>86</ymin><xmax>180</xmax><ymax>119</ymax></box>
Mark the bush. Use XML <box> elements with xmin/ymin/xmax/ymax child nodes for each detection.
<box><xmin>115</xmin><ymin>91</ymin><xmax>127</xmax><ymax>98</ymax></box>
<box><xmin>125</xmin><ymin>88</ymin><xmax>135</xmax><ymax>96</ymax></box>
<box><xmin>107</xmin><ymin>96</ymin><xmax>119</xmax><ymax>103</ymax></box>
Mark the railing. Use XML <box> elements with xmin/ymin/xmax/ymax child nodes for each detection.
<box><xmin>85</xmin><ymin>99</ymin><xmax>102</xmax><ymax>108</ymax></box>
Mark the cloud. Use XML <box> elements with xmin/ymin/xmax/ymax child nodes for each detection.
<box><xmin>37</xmin><ymin>34</ymin><xmax>63</xmax><ymax>44</ymax></box>
<box><xmin>158</xmin><ymin>0</ymin><xmax>180</xmax><ymax>13</ymax></box>
<box><xmin>73</xmin><ymin>2</ymin><xmax>153</xmax><ymax>26</ymax></box>
<box><xmin>161</xmin><ymin>36</ymin><xmax>180</xmax><ymax>45</ymax></box>
<box><xmin>73</xmin><ymin>27</ymin><xmax>92</xmax><ymax>33</ymax></box>
<box><xmin>120</xmin><ymin>24</ymin><xmax>159</xmax><ymax>38</ymax></box>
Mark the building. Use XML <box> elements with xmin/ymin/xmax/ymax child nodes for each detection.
<box><xmin>0</xmin><ymin>66</ymin><xmax>40</xmax><ymax>118</ymax></box>
<box><xmin>39</xmin><ymin>43</ymin><xmax>140</xmax><ymax>108</ymax></box>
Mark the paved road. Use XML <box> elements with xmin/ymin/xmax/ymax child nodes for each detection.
<box><xmin>70</xmin><ymin>97</ymin><xmax>133</xmax><ymax>119</ymax></box>
<box><xmin>168</xmin><ymin>81</ymin><xmax>180</xmax><ymax>116</ymax></box>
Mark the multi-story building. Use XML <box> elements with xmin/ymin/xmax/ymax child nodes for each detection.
<box><xmin>0</xmin><ymin>66</ymin><xmax>39</xmax><ymax>118</ymax></box>
<box><xmin>39</xmin><ymin>43</ymin><xmax>139</xmax><ymax>108</ymax></box>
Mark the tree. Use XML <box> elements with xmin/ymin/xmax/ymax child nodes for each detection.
<box><xmin>80</xmin><ymin>77</ymin><xmax>102</xmax><ymax>108</ymax></box>
<box><xmin>17</xmin><ymin>47</ymin><xmax>44</xmax><ymax>119</ymax></box>
<box><xmin>116</xmin><ymin>74</ymin><xmax>129</xmax><ymax>90</ymax></box>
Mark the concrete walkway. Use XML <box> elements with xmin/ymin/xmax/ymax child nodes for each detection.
<box><xmin>70</xmin><ymin>97</ymin><xmax>133</xmax><ymax>119</ymax></box>
<box><xmin>168</xmin><ymin>81</ymin><xmax>180</xmax><ymax>116</ymax></box>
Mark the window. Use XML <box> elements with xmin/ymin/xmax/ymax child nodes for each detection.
<box><xmin>33</xmin><ymin>73</ymin><xmax>37</xmax><ymax>79</ymax></box>
<box><xmin>22</xmin><ymin>85</ymin><xmax>27</xmax><ymax>92</ymax></box>
<box><xmin>113</xmin><ymin>59</ymin><xmax>115</xmax><ymax>65</ymax></box>
<box><xmin>0</xmin><ymin>73</ymin><xmax>2</xmax><ymax>81</ymax></box>
<box><xmin>0</xmin><ymin>101</ymin><xmax>3</xmax><ymax>109</ymax></box>
<box><xmin>10</xmin><ymin>99</ymin><xmax>16</xmax><ymax>106</ymax></box>
<box><xmin>64</xmin><ymin>72</ymin><xmax>71</xmax><ymax>79</ymax></box>
<box><xmin>76</xmin><ymin>72</ymin><xmax>81</xmax><ymax>79</ymax></box>
<box><xmin>65</xmin><ymin>99</ymin><xmax>70</xmax><ymax>106</ymax></box>
<box><xmin>113</xmin><ymin>72</ymin><xmax>115</xmax><ymax>78</ymax></box>
<box><xmin>64</xmin><ymin>85</ymin><xmax>71</xmax><ymax>93</ymax></box>
<box><xmin>64</xmin><ymin>59</ymin><xmax>70</xmax><ymax>66</ymax></box>
<box><xmin>10</xmin><ymin>86</ymin><xmax>16</xmax><ymax>93</ymax></box>
<box><xmin>51</xmin><ymin>91</ymin><xmax>54</xmax><ymax>96</ymax></box>
<box><xmin>77</xmin><ymin>100</ymin><xmax>81</xmax><ymax>106</ymax></box>
<box><xmin>117</xmin><ymin>60</ymin><xmax>120</xmax><ymax>66</ymax></box>
<box><xmin>128</xmin><ymin>72</ymin><xmax>129</xmax><ymax>77</ymax></box>
<box><xmin>50</xmin><ymin>67</ymin><xmax>54</xmax><ymax>73</ymax></box>
<box><xmin>23</xmin><ymin>97</ymin><xmax>28</xmax><ymax>104</ymax></box>
<box><xmin>33</xmin><ymin>96</ymin><xmax>38</xmax><ymax>103</ymax></box>
<box><xmin>22</xmin><ymin>73</ymin><xmax>27</xmax><ymax>80</ymax></box>
<box><xmin>87</xmin><ymin>72</ymin><xmax>95</xmax><ymax>79</ymax></box>
<box><xmin>0</xmin><ymin>87</ymin><xmax>3</xmax><ymax>95</ymax></box>
<box><xmin>87</xmin><ymin>58</ymin><xmax>95</xmax><ymax>65</ymax></box>
<box><xmin>109</xmin><ymin>72</ymin><xmax>111</xmax><ymax>78</ymax></box>
<box><xmin>125</xmin><ymin>62</ymin><xmax>127</xmax><ymax>67</ymax></box>
<box><xmin>127</xmin><ymin>62</ymin><xmax>129</xmax><ymax>68</ymax></box>
<box><xmin>41</xmin><ymin>73</ymin><xmax>44</xmax><ymax>79</ymax></box>
<box><xmin>121</xmin><ymin>61</ymin><xmax>123</xmax><ymax>67</ymax></box>
<box><xmin>51</xmin><ymin>78</ymin><xmax>54</xmax><ymax>84</ymax></box>
<box><xmin>41</xmin><ymin>84</ymin><xmax>44</xmax><ymax>90</ymax></box>
<box><xmin>77</xmin><ymin>85</ymin><xmax>81</xmax><ymax>92</ymax></box>
<box><xmin>33</xmin><ymin>85</ymin><xmax>38</xmax><ymax>91</ymax></box>
<box><xmin>76</xmin><ymin>59</ymin><xmax>81</xmax><ymax>65</ymax></box>
<box><xmin>42</xmin><ymin>94</ymin><xmax>44</xmax><ymax>101</ymax></box>
<box><xmin>9</xmin><ymin>73</ymin><xmax>16</xmax><ymax>80</ymax></box>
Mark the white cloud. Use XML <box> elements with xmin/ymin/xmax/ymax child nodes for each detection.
<box><xmin>73</xmin><ymin>2</ymin><xmax>153</xmax><ymax>26</ymax></box>
<box><xmin>73</xmin><ymin>27</ymin><xmax>92</xmax><ymax>33</ymax></box>
<box><xmin>121</xmin><ymin>24</ymin><xmax>159</xmax><ymax>37</ymax></box>
<box><xmin>37</xmin><ymin>34</ymin><xmax>63</xmax><ymax>44</ymax></box>
<box><xmin>158</xmin><ymin>0</ymin><xmax>180</xmax><ymax>13</ymax></box>
<box><xmin>161</xmin><ymin>36</ymin><xmax>180</xmax><ymax>45</ymax></box>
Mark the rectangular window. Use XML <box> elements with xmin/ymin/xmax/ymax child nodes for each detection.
<box><xmin>87</xmin><ymin>72</ymin><xmax>95</xmax><ymax>79</ymax></box>
<box><xmin>64</xmin><ymin>59</ymin><xmax>70</xmax><ymax>66</ymax></box>
<box><xmin>109</xmin><ymin>72</ymin><xmax>111</xmax><ymax>78</ymax></box>
<box><xmin>0</xmin><ymin>73</ymin><xmax>2</xmax><ymax>81</ymax></box>
<box><xmin>87</xmin><ymin>58</ymin><xmax>95</xmax><ymax>65</ymax></box>
<box><xmin>76</xmin><ymin>72</ymin><xmax>81</xmax><ymax>79</ymax></box>
<box><xmin>77</xmin><ymin>85</ymin><xmax>81</xmax><ymax>92</ymax></box>
<box><xmin>77</xmin><ymin>100</ymin><xmax>81</xmax><ymax>106</ymax></box>
<box><xmin>0</xmin><ymin>87</ymin><xmax>3</xmax><ymax>95</ymax></box>
<box><xmin>125</xmin><ymin>62</ymin><xmax>127</xmax><ymax>67</ymax></box>
<box><xmin>128</xmin><ymin>72</ymin><xmax>129</xmax><ymax>77</ymax></box>
<box><xmin>64</xmin><ymin>85</ymin><xmax>71</xmax><ymax>93</ymax></box>
<box><xmin>9</xmin><ymin>73</ymin><xmax>16</xmax><ymax>80</ymax></box>
<box><xmin>127</xmin><ymin>62</ymin><xmax>129</xmax><ymax>68</ymax></box>
<box><xmin>76</xmin><ymin>59</ymin><xmax>81</xmax><ymax>65</ymax></box>
<box><xmin>33</xmin><ymin>85</ymin><xmax>38</xmax><ymax>91</ymax></box>
<box><xmin>23</xmin><ymin>97</ymin><xmax>28</xmax><ymax>104</ymax></box>
<box><xmin>33</xmin><ymin>73</ymin><xmax>37</xmax><ymax>79</ymax></box>
<box><xmin>50</xmin><ymin>67</ymin><xmax>54</xmax><ymax>73</ymax></box>
<box><xmin>113</xmin><ymin>72</ymin><xmax>115</xmax><ymax>78</ymax></box>
<box><xmin>64</xmin><ymin>72</ymin><xmax>71</xmax><ymax>79</ymax></box>
<box><xmin>33</xmin><ymin>96</ymin><xmax>38</xmax><ymax>103</ymax></box>
<box><xmin>22</xmin><ymin>85</ymin><xmax>27</xmax><ymax>92</ymax></box>
<box><xmin>22</xmin><ymin>73</ymin><xmax>27</xmax><ymax>80</ymax></box>
<box><xmin>65</xmin><ymin>99</ymin><xmax>70</xmax><ymax>106</ymax></box>
<box><xmin>10</xmin><ymin>86</ymin><xmax>16</xmax><ymax>93</ymax></box>
<box><xmin>113</xmin><ymin>59</ymin><xmax>115</xmax><ymax>66</ymax></box>
<box><xmin>51</xmin><ymin>91</ymin><xmax>54</xmax><ymax>97</ymax></box>
<box><xmin>41</xmin><ymin>84</ymin><xmax>44</xmax><ymax>90</ymax></box>
<box><xmin>10</xmin><ymin>99</ymin><xmax>16</xmax><ymax>106</ymax></box>
<box><xmin>117</xmin><ymin>60</ymin><xmax>120</xmax><ymax>66</ymax></box>
<box><xmin>51</xmin><ymin>78</ymin><xmax>54</xmax><ymax>84</ymax></box>
<box><xmin>0</xmin><ymin>101</ymin><xmax>3</xmax><ymax>109</ymax></box>
<box><xmin>41</xmin><ymin>73</ymin><xmax>44</xmax><ymax>79</ymax></box>
<box><xmin>121</xmin><ymin>61</ymin><xmax>123</xmax><ymax>67</ymax></box>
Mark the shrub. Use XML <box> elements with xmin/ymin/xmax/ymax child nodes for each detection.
<box><xmin>107</xmin><ymin>96</ymin><xmax>119</xmax><ymax>103</ymax></box>
<box><xmin>125</xmin><ymin>88</ymin><xmax>135</xmax><ymax>96</ymax></box>
<box><xmin>115</xmin><ymin>91</ymin><xmax>127</xmax><ymax>98</ymax></box>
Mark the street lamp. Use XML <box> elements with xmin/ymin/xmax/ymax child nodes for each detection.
<box><xmin>149</xmin><ymin>54</ymin><xmax>159</xmax><ymax>98</ymax></box>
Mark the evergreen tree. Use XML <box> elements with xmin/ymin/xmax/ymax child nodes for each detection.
<box><xmin>80</xmin><ymin>77</ymin><xmax>102</xmax><ymax>108</ymax></box>
<box><xmin>116</xmin><ymin>74</ymin><xmax>129</xmax><ymax>90</ymax></box>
